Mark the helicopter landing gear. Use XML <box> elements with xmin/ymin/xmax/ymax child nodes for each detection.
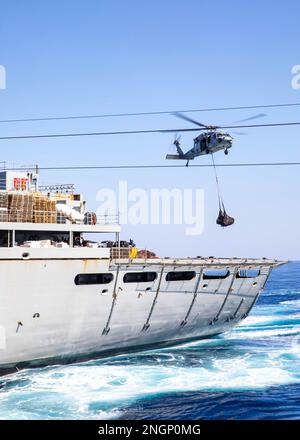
<box><xmin>186</xmin><ymin>160</ymin><xmax>190</xmax><ymax>167</ymax></box>
<box><xmin>224</xmin><ymin>149</ymin><xmax>229</xmax><ymax>155</ymax></box>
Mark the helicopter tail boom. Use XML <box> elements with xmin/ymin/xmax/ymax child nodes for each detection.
<box><xmin>166</xmin><ymin>154</ymin><xmax>186</xmax><ymax>160</ymax></box>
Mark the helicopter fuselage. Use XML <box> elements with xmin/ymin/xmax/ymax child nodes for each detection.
<box><xmin>187</xmin><ymin>130</ymin><xmax>233</xmax><ymax>159</ymax></box>
<box><xmin>166</xmin><ymin>125</ymin><xmax>234</xmax><ymax>164</ymax></box>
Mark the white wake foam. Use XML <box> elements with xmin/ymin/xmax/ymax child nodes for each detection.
<box><xmin>0</xmin><ymin>342</ymin><xmax>299</xmax><ymax>420</ymax></box>
<box><xmin>1</xmin><ymin>295</ymin><xmax>300</xmax><ymax>419</ymax></box>
<box><xmin>280</xmin><ymin>300</ymin><xmax>300</xmax><ymax>307</ymax></box>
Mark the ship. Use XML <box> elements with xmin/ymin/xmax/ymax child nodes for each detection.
<box><xmin>0</xmin><ymin>167</ymin><xmax>284</xmax><ymax>375</ymax></box>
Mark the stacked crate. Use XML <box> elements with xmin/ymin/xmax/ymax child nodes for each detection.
<box><xmin>33</xmin><ymin>195</ymin><xmax>57</xmax><ymax>223</ymax></box>
<box><xmin>110</xmin><ymin>247</ymin><xmax>131</xmax><ymax>259</ymax></box>
<box><xmin>0</xmin><ymin>192</ymin><xmax>9</xmax><ymax>222</ymax></box>
<box><xmin>22</xmin><ymin>194</ymin><xmax>34</xmax><ymax>222</ymax></box>
<box><xmin>47</xmin><ymin>200</ymin><xmax>57</xmax><ymax>223</ymax></box>
<box><xmin>8</xmin><ymin>194</ymin><xmax>21</xmax><ymax>222</ymax></box>
<box><xmin>33</xmin><ymin>196</ymin><xmax>46</xmax><ymax>223</ymax></box>
<box><xmin>8</xmin><ymin>193</ymin><xmax>34</xmax><ymax>222</ymax></box>
<box><xmin>0</xmin><ymin>191</ymin><xmax>59</xmax><ymax>224</ymax></box>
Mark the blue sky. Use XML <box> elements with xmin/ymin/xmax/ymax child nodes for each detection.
<box><xmin>0</xmin><ymin>0</ymin><xmax>300</xmax><ymax>259</ymax></box>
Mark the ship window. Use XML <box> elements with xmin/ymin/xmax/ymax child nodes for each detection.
<box><xmin>236</xmin><ymin>269</ymin><xmax>261</xmax><ymax>278</ymax></box>
<box><xmin>123</xmin><ymin>272</ymin><xmax>157</xmax><ymax>283</ymax></box>
<box><xmin>75</xmin><ymin>273</ymin><xmax>114</xmax><ymax>285</ymax></box>
<box><xmin>166</xmin><ymin>271</ymin><xmax>196</xmax><ymax>282</ymax></box>
<box><xmin>203</xmin><ymin>270</ymin><xmax>230</xmax><ymax>279</ymax></box>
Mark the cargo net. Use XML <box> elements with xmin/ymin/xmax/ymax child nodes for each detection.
<box><xmin>211</xmin><ymin>154</ymin><xmax>235</xmax><ymax>228</ymax></box>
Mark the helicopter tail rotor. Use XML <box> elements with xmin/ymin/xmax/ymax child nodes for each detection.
<box><xmin>173</xmin><ymin>134</ymin><xmax>184</xmax><ymax>156</ymax></box>
<box><xmin>173</xmin><ymin>133</ymin><xmax>181</xmax><ymax>147</ymax></box>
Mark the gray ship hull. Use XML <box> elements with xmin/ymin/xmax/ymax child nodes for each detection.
<box><xmin>0</xmin><ymin>250</ymin><xmax>283</xmax><ymax>374</ymax></box>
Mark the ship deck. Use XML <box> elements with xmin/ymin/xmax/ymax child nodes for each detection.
<box><xmin>0</xmin><ymin>221</ymin><xmax>121</xmax><ymax>233</ymax></box>
<box><xmin>111</xmin><ymin>257</ymin><xmax>286</xmax><ymax>268</ymax></box>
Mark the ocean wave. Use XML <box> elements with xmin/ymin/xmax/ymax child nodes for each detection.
<box><xmin>0</xmin><ymin>341</ymin><xmax>299</xmax><ymax>420</ymax></box>
<box><xmin>280</xmin><ymin>300</ymin><xmax>300</xmax><ymax>307</ymax></box>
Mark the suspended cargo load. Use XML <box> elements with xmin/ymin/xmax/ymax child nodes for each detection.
<box><xmin>211</xmin><ymin>153</ymin><xmax>235</xmax><ymax>228</ymax></box>
<box><xmin>216</xmin><ymin>207</ymin><xmax>235</xmax><ymax>227</ymax></box>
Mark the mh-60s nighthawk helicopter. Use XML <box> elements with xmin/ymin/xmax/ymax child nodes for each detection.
<box><xmin>166</xmin><ymin>112</ymin><xmax>266</xmax><ymax>166</ymax></box>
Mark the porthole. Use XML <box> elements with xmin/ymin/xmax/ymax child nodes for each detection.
<box><xmin>166</xmin><ymin>271</ymin><xmax>196</xmax><ymax>282</ymax></box>
<box><xmin>75</xmin><ymin>273</ymin><xmax>114</xmax><ymax>285</ymax></box>
<box><xmin>123</xmin><ymin>272</ymin><xmax>157</xmax><ymax>283</ymax></box>
<box><xmin>203</xmin><ymin>270</ymin><xmax>230</xmax><ymax>280</ymax></box>
<box><xmin>237</xmin><ymin>269</ymin><xmax>261</xmax><ymax>278</ymax></box>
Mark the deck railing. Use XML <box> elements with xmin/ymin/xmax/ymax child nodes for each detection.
<box><xmin>0</xmin><ymin>209</ymin><xmax>119</xmax><ymax>225</ymax></box>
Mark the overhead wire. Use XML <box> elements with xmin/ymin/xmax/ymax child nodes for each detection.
<box><xmin>0</xmin><ymin>102</ymin><xmax>300</xmax><ymax>124</ymax></box>
<box><xmin>0</xmin><ymin>162</ymin><xmax>300</xmax><ymax>172</ymax></box>
<box><xmin>0</xmin><ymin>121</ymin><xmax>300</xmax><ymax>141</ymax></box>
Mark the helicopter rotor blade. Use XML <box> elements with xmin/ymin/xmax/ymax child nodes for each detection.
<box><xmin>172</xmin><ymin>112</ymin><xmax>210</xmax><ymax>128</ymax></box>
<box><xmin>231</xmin><ymin>113</ymin><xmax>267</xmax><ymax>124</ymax></box>
<box><xmin>231</xmin><ymin>131</ymin><xmax>247</xmax><ymax>135</ymax></box>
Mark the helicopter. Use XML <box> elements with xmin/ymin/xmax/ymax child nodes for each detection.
<box><xmin>166</xmin><ymin>112</ymin><xmax>266</xmax><ymax>166</ymax></box>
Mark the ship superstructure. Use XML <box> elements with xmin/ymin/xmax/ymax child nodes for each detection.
<box><xmin>0</xmin><ymin>168</ymin><xmax>284</xmax><ymax>374</ymax></box>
